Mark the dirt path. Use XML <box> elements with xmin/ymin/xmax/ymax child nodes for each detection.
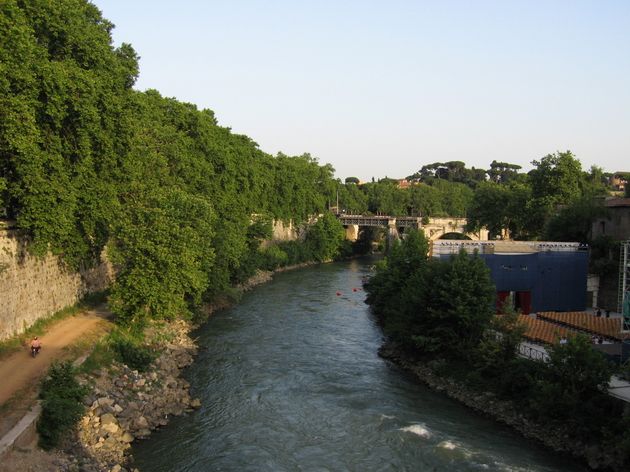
<box><xmin>0</xmin><ymin>306</ymin><xmax>113</xmax><ymax>435</ymax></box>
<box><xmin>0</xmin><ymin>306</ymin><xmax>115</xmax><ymax>471</ymax></box>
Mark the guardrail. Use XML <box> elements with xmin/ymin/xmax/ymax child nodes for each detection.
<box><xmin>518</xmin><ymin>343</ymin><xmax>549</xmax><ymax>362</ymax></box>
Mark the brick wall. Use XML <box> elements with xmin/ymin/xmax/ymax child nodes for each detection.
<box><xmin>0</xmin><ymin>222</ymin><xmax>114</xmax><ymax>342</ymax></box>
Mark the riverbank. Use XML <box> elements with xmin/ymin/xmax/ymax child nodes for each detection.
<box><xmin>1</xmin><ymin>264</ymin><xmax>316</xmax><ymax>471</ymax></box>
<box><xmin>378</xmin><ymin>340</ymin><xmax>626</xmax><ymax>472</ymax></box>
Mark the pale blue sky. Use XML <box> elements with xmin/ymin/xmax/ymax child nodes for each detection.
<box><xmin>94</xmin><ymin>0</ymin><xmax>629</xmax><ymax>182</ymax></box>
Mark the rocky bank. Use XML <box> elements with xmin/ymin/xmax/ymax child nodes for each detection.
<box><xmin>37</xmin><ymin>319</ymin><xmax>202</xmax><ymax>472</ymax></box>
<box><xmin>34</xmin><ymin>267</ymin><xmax>302</xmax><ymax>471</ymax></box>
<box><xmin>378</xmin><ymin>341</ymin><xmax>627</xmax><ymax>472</ymax></box>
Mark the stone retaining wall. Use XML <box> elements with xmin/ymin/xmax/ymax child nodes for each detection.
<box><xmin>0</xmin><ymin>222</ymin><xmax>114</xmax><ymax>342</ymax></box>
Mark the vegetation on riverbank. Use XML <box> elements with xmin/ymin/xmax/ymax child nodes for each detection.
<box><xmin>3</xmin><ymin>0</ymin><xmax>624</xmax><ymax>337</ymax></box>
<box><xmin>365</xmin><ymin>230</ymin><xmax>630</xmax><ymax>470</ymax></box>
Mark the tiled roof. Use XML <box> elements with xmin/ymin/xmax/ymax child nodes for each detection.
<box><xmin>604</xmin><ymin>197</ymin><xmax>630</xmax><ymax>207</ymax></box>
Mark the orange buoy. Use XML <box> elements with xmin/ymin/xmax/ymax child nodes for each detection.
<box><xmin>353</xmin><ymin>288</ymin><xmax>357</xmax><ymax>291</ymax></box>
<box><xmin>337</xmin><ymin>292</ymin><xmax>341</xmax><ymax>295</ymax></box>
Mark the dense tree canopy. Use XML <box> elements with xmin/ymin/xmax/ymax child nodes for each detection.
<box><xmin>0</xmin><ymin>0</ymin><xmax>138</xmax><ymax>264</ymax></box>
<box><xmin>366</xmin><ymin>230</ymin><xmax>496</xmax><ymax>359</ymax></box>
<box><xmin>1</xmin><ymin>2</ymin><xmax>618</xmax><ymax>328</ymax></box>
<box><xmin>0</xmin><ymin>0</ymin><xmax>346</xmax><ymax>327</ymax></box>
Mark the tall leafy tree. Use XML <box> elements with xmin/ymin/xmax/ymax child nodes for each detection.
<box><xmin>465</xmin><ymin>181</ymin><xmax>537</xmax><ymax>239</ymax></box>
<box><xmin>412</xmin><ymin>249</ymin><xmax>496</xmax><ymax>357</ymax></box>
<box><xmin>543</xmin><ymin>197</ymin><xmax>611</xmax><ymax>244</ymax></box>
<box><xmin>529</xmin><ymin>151</ymin><xmax>584</xmax><ymax>208</ymax></box>
<box><xmin>306</xmin><ymin>211</ymin><xmax>346</xmax><ymax>262</ymax></box>
<box><xmin>529</xmin><ymin>333</ymin><xmax>615</xmax><ymax>429</ymax></box>
<box><xmin>365</xmin><ymin>229</ymin><xmax>430</xmax><ymax>324</ymax></box>
<box><xmin>363</xmin><ymin>180</ymin><xmax>409</xmax><ymax>215</ymax></box>
<box><xmin>487</xmin><ymin>161</ymin><xmax>522</xmax><ymax>184</ymax></box>
<box><xmin>0</xmin><ymin>0</ymin><xmax>138</xmax><ymax>265</ymax></box>
<box><xmin>108</xmin><ymin>189</ymin><xmax>215</xmax><ymax>327</ymax></box>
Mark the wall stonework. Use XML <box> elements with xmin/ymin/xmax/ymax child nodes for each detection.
<box><xmin>0</xmin><ymin>222</ymin><xmax>114</xmax><ymax>342</ymax></box>
<box><xmin>260</xmin><ymin>218</ymin><xmax>317</xmax><ymax>248</ymax></box>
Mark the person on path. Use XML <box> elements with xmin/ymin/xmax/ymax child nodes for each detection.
<box><xmin>30</xmin><ymin>336</ymin><xmax>42</xmax><ymax>355</ymax></box>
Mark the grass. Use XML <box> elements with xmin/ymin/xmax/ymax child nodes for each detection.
<box><xmin>75</xmin><ymin>340</ymin><xmax>115</xmax><ymax>375</ymax></box>
<box><xmin>0</xmin><ymin>290</ymin><xmax>109</xmax><ymax>360</ymax></box>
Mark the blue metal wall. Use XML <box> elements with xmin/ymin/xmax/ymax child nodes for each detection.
<box><xmin>440</xmin><ymin>251</ymin><xmax>589</xmax><ymax>313</ymax></box>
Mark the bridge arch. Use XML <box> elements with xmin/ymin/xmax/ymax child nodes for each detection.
<box><xmin>334</xmin><ymin>214</ymin><xmax>488</xmax><ymax>247</ymax></box>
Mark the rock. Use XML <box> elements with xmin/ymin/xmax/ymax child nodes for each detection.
<box><xmin>103</xmin><ymin>423</ymin><xmax>119</xmax><ymax>434</ymax></box>
<box><xmin>134</xmin><ymin>416</ymin><xmax>149</xmax><ymax>429</ymax></box>
<box><xmin>100</xmin><ymin>413</ymin><xmax>116</xmax><ymax>425</ymax></box>
<box><xmin>64</xmin><ymin>318</ymin><xmax>207</xmax><ymax>470</ymax></box>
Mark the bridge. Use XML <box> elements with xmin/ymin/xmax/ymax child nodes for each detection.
<box><xmin>333</xmin><ymin>213</ymin><xmax>488</xmax><ymax>248</ymax></box>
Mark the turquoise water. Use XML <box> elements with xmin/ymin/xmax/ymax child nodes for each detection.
<box><xmin>131</xmin><ymin>258</ymin><xmax>588</xmax><ymax>471</ymax></box>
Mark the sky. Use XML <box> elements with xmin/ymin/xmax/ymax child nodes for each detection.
<box><xmin>93</xmin><ymin>0</ymin><xmax>629</xmax><ymax>182</ymax></box>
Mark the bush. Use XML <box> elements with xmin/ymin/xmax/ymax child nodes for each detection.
<box><xmin>527</xmin><ymin>334</ymin><xmax>615</xmax><ymax>430</ymax></box>
<box><xmin>277</xmin><ymin>240</ymin><xmax>313</xmax><ymax>266</ymax></box>
<box><xmin>108</xmin><ymin>333</ymin><xmax>157</xmax><ymax>372</ymax></box>
<box><xmin>257</xmin><ymin>245</ymin><xmax>288</xmax><ymax>270</ymax></box>
<box><xmin>37</xmin><ymin>360</ymin><xmax>88</xmax><ymax>450</ymax></box>
<box><xmin>496</xmin><ymin>358</ymin><xmax>546</xmax><ymax>403</ymax></box>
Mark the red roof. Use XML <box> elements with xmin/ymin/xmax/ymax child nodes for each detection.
<box><xmin>604</xmin><ymin>197</ymin><xmax>630</xmax><ymax>207</ymax></box>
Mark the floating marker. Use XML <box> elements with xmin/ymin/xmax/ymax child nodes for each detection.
<box><xmin>337</xmin><ymin>292</ymin><xmax>341</xmax><ymax>295</ymax></box>
<box><xmin>353</xmin><ymin>288</ymin><xmax>357</xmax><ymax>291</ymax></box>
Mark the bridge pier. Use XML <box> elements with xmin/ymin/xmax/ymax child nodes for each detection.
<box><xmin>345</xmin><ymin>224</ymin><xmax>359</xmax><ymax>242</ymax></box>
<box><xmin>386</xmin><ymin>219</ymin><xmax>400</xmax><ymax>252</ymax></box>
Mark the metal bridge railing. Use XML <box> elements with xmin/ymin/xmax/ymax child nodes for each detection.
<box><xmin>518</xmin><ymin>343</ymin><xmax>549</xmax><ymax>362</ymax></box>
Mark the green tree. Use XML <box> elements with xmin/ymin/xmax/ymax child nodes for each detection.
<box><xmin>487</xmin><ymin>161</ymin><xmax>522</xmax><ymax>184</ymax></box>
<box><xmin>543</xmin><ymin>197</ymin><xmax>611</xmax><ymax>243</ymax></box>
<box><xmin>306</xmin><ymin>211</ymin><xmax>346</xmax><ymax>262</ymax></box>
<box><xmin>529</xmin><ymin>333</ymin><xmax>615</xmax><ymax>433</ymax></box>
<box><xmin>362</xmin><ymin>181</ymin><xmax>409</xmax><ymax>215</ymax></box>
<box><xmin>335</xmin><ymin>181</ymin><xmax>369</xmax><ymax>214</ymax></box>
<box><xmin>0</xmin><ymin>0</ymin><xmax>138</xmax><ymax>265</ymax></box>
<box><xmin>465</xmin><ymin>182</ymin><xmax>512</xmax><ymax>238</ymax></box>
<box><xmin>365</xmin><ymin>230</ymin><xmax>431</xmax><ymax>339</ymax></box>
<box><xmin>108</xmin><ymin>189</ymin><xmax>215</xmax><ymax>327</ymax></box>
<box><xmin>432</xmin><ymin>179</ymin><xmax>473</xmax><ymax>217</ymax></box>
<box><xmin>530</xmin><ymin>151</ymin><xmax>585</xmax><ymax>205</ymax></box>
<box><xmin>37</xmin><ymin>360</ymin><xmax>88</xmax><ymax>450</ymax></box>
<box><xmin>412</xmin><ymin>249</ymin><xmax>496</xmax><ymax>358</ymax></box>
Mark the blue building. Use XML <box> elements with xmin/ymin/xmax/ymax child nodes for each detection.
<box><xmin>431</xmin><ymin>241</ymin><xmax>589</xmax><ymax>314</ymax></box>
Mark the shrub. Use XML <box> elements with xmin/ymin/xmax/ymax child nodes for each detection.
<box><xmin>496</xmin><ymin>358</ymin><xmax>546</xmax><ymax>403</ymax></box>
<box><xmin>257</xmin><ymin>245</ymin><xmax>288</xmax><ymax>270</ymax></box>
<box><xmin>37</xmin><ymin>360</ymin><xmax>88</xmax><ymax>450</ymax></box>
<box><xmin>108</xmin><ymin>332</ymin><xmax>157</xmax><ymax>372</ymax></box>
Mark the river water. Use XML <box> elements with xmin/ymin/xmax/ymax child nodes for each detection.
<box><xmin>131</xmin><ymin>258</ymin><xmax>588</xmax><ymax>472</ymax></box>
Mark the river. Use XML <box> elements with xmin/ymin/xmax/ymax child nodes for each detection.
<box><xmin>131</xmin><ymin>257</ymin><xmax>588</xmax><ymax>471</ymax></box>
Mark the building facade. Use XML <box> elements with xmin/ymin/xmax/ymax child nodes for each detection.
<box><xmin>432</xmin><ymin>241</ymin><xmax>588</xmax><ymax>314</ymax></box>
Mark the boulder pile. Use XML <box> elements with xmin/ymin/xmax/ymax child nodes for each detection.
<box><xmin>67</xmin><ymin>320</ymin><xmax>201</xmax><ymax>471</ymax></box>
